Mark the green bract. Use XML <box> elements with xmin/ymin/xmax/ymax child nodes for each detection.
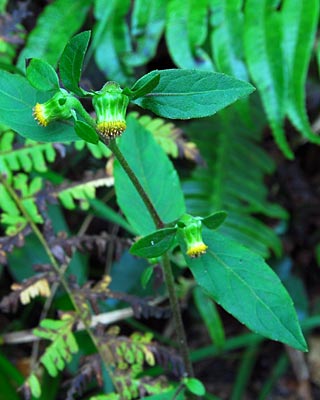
<box><xmin>93</xmin><ymin>82</ymin><xmax>129</xmax><ymax>140</ymax></box>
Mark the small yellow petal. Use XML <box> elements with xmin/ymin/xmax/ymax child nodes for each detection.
<box><xmin>186</xmin><ymin>242</ymin><xmax>208</xmax><ymax>258</ymax></box>
<box><xmin>33</xmin><ymin>103</ymin><xmax>48</xmax><ymax>127</ymax></box>
<box><xmin>96</xmin><ymin>120</ymin><xmax>127</xmax><ymax>138</ymax></box>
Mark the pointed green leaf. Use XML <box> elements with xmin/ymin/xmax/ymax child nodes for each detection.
<box><xmin>17</xmin><ymin>0</ymin><xmax>92</xmax><ymax>70</ymax></box>
<box><xmin>244</xmin><ymin>0</ymin><xmax>293</xmax><ymax>159</ymax></box>
<box><xmin>125</xmin><ymin>0</ymin><xmax>166</xmax><ymax>67</ymax></box>
<box><xmin>59</xmin><ymin>31</ymin><xmax>91</xmax><ymax>96</ymax></box>
<box><xmin>114</xmin><ymin>116</ymin><xmax>186</xmax><ymax>235</ymax></box>
<box><xmin>128</xmin><ymin>73</ymin><xmax>160</xmax><ymax>100</ymax></box>
<box><xmin>0</xmin><ymin>70</ymin><xmax>79</xmax><ymax>142</ymax></box>
<box><xmin>183</xmin><ymin>377</ymin><xmax>206</xmax><ymax>396</ymax></box>
<box><xmin>130</xmin><ymin>227</ymin><xmax>177</xmax><ymax>258</ymax></box>
<box><xmin>92</xmin><ymin>0</ymin><xmax>133</xmax><ymax>84</ymax></box>
<box><xmin>282</xmin><ymin>0</ymin><xmax>320</xmax><ymax>144</ymax></box>
<box><xmin>27</xmin><ymin>374</ymin><xmax>42</xmax><ymax>398</ymax></box>
<box><xmin>193</xmin><ymin>286</ymin><xmax>225</xmax><ymax>348</ymax></box>
<box><xmin>134</xmin><ymin>69</ymin><xmax>255</xmax><ymax>119</ymax></box>
<box><xmin>180</xmin><ymin>229</ymin><xmax>307</xmax><ymax>351</ymax></box>
<box><xmin>74</xmin><ymin>120</ymin><xmax>99</xmax><ymax>144</ymax></box>
<box><xmin>202</xmin><ymin>211</ymin><xmax>227</xmax><ymax>230</ymax></box>
<box><xmin>166</xmin><ymin>0</ymin><xmax>213</xmax><ymax>70</ymax></box>
<box><xmin>26</xmin><ymin>58</ymin><xmax>60</xmax><ymax>91</ymax></box>
<box><xmin>212</xmin><ymin>0</ymin><xmax>248</xmax><ymax>80</ymax></box>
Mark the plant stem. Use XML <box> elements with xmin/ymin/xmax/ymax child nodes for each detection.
<box><xmin>107</xmin><ymin>140</ymin><xmax>194</xmax><ymax>377</ymax></box>
<box><xmin>162</xmin><ymin>253</ymin><xmax>194</xmax><ymax>377</ymax></box>
<box><xmin>72</xmin><ymin>99</ymin><xmax>96</xmax><ymax>128</ymax></box>
<box><xmin>0</xmin><ymin>177</ymin><xmax>119</xmax><ymax>390</ymax></box>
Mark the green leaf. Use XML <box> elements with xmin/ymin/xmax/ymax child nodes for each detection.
<box><xmin>59</xmin><ymin>31</ymin><xmax>91</xmax><ymax>96</ymax></box>
<box><xmin>282</xmin><ymin>0</ymin><xmax>320</xmax><ymax>144</ymax></box>
<box><xmin>202</xmin><ymin>211</ymin><xmax>227</xmax><ymax>230</ymax></box>
<box><xmin>140</xmin><ymin>266</ymin><xmax>154</xmax><ymax>289</ymax></box>
<box><xmin>193</xmin><ymin>286</ymin><xmax>225</xmax><ymax>348</ymax></box>
<box><xmin>26</xmin><ymin>374</ymin><xmax>42</xmax><ymax>398</ymax></box>
<box><xmin>134</xmin><ymin>69</ymin><xmax>255</xmax><ymax>119</ymax></box>
<box><xmin>130</xmin><ymin>228</ymin><xmax>177</xmax><ymax>258</ymax></box>
<box><xmin>0</xmin><ymin>70</ymin><xmax>79</xmax><ymax>142</ymax></box>
<box><xmin>180</xmin><ymin>229</ymin><xmax>307</xmax><ymax>351</ymax></box>
<box><xmin>26</xmin><ymin>58</ymin><xmax>60</xmax><ymax>91</ymax></box>
<box><xmin>211</xmin><ymin>0</ymin><xmax>248</xmax><ymax>80</ymax></box>
<box><xmin>92</xmin><ymin>0</ymin><xmax>134</xmax><ymax>84</ymax></box>
<box><xmin>114</xmin><ymin>116</ymin><xmax>186</xmax><ymax>235</ymax></box>
<box><xmin>128</xmin><ymin>73</ymin><xmax>160</xmax><ymax>100</ymax></box>
<box><xmin>244</xmin><ymin>0</ymin><xmax>293</xmax><ymax>159</ymax></box>
<box><xmin>88</xmin><ymin>198</ymin><xmax>135</xmax><ymax>234</ymax></box>
<box><xmin>74</xmin><ymin>120</ymin><xmax>99</xmax><ymax>144</ymax></box>
<box><xmin>183</xmin><ymin>377</ymin><xmax>206</xmax><ymax>396</ymax></box>
<box><xmin>125</xmin><ymin>0</ymin><xmax>166</xmax><ymax>67</ymax></box>
<box><xmin>141</xmin><ymin>391</ymin><xmax>185</xmax><ymax>400</ymax></box>
<box><xmin>166</xmin><ymin>0</ymin><xmax>213</xmax><ymax>70</ymax></box>
<box><xmin>17</xmin><ymin>0</ymin><xmax>92</xmax><ymax>70</ymax></box>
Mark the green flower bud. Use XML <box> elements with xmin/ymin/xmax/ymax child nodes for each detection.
<box><xmin>180</xmin><ymin>216</ymin><xmax>208</xmax><ymax>258</ymax></box>
<box><xmin>92</xmin><ymin>82</ymin><xmax>129</xmax><ymax>139</ymax></box>
<box><xmin>33</xmin><ymin>90</ymin><xmax>74</xmax><ymax>127</ymax></box>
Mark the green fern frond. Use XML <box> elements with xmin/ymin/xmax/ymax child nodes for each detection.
<box><xmin>0</xmin><ymin>130</ymin><xmax>59</xmax><ymax>175</ymax></box>
<box><xmin>24</xmin><ymin>374</ymin><xmax>42</xmax><ymax>398</ymax></box>
<box><xmin>131</xmin><ymin>112</ymin><xmax>200</xmax><ymax>162</ymax></box>
<box><xmin>57</xmin><ymin>174</ymin><xmax>114</xmax><ymax>210</ymax></box>
<box><xmin>184</xmin><ymin>108</ymin><xmax>287</xmax><ymax>258</ymax></box>
<box><xmin>33</xmin><ymin>315</ymin><xmax>79</xmax><ymax>378</ymax></box>
<box><xmin>0</xmin><ymin>173</ymin><xmax>43</xmax><ymax>235</ymax></box>
<box><xmin>74</xmin><ymin>140</ymin><xmax>112</xmax><ymax>159</ymax></box>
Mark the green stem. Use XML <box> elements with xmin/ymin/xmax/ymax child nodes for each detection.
<box><xmin>107</xmin><ymin>140</ymin><xmax>194</xmax><ymax>377</ymax></box>
<box><xmin>0</xmin><ymin>177</ymin><xmax>119</xmax><ymax>390</ymax></box>
<box><xmin>162</xmin><ymin>253</ymin><xmax>194</xmax><ymax>377</ymax></box>
<box><xmin>71</xmin><ymin>99</ymin><xmax>96</xmax><ymax>128</ymax></box>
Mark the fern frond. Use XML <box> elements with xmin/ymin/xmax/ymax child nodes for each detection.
<box><xmin>0</xmin><ymin>270</ymin><xmax>54</xmax><ymax>312</ymax></box>
<box><xmin>12</xmin><ymin>278</ymin><xmax>51</xmax><ymax>305</ymax></box>
<box><xmin>33</xmin><ymin>315</ymin><xmax>79</xmax><ymax>377</ymax></box>
<box><xmin>184</xmin><ymin>108</ymin><xmax>287</xmax><ymax>258</ymax></box>
<box><xmin>74</xmin><ymin>139</ymin><xmax>111</xmax><ymax>159</ymax></box>
<box><xmin>57</xmin><ymin>173</ymin><xmax>114</xmax><ymax>210</ymax></box>
<box><xmin>23</xmin><ymin>373</ymin><xmax>42</xmax><ymax>399</ymax></box>
<box><xmin>0</xmin><ymin>130</ymin><xmax>61</xmax><ymax>175</ymax></box>
<box><xmin>131</xmin><ymin>112</ymin><xmax>200</xmax><ymax>162</ymax></box>
<box><xmin>0</xmin><ymin>173</ymin><xmax>43</xmax><ymax>235</ymax></box>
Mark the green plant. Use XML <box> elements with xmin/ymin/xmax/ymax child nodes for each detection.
<box><xmin>0</xmin><ymin>1</ymin><xmax>319</xmax><ymax>399</ymax></box>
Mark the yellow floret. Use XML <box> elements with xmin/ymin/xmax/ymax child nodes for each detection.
<box><xmin>96</xmin><ymin>120</ymin><xmax>127</xmax><ymax>138</ymax></box>
<box><xmin>33</xmin><ymin>103</ymin><xmax>48</xmax><ymax>127</ymax></box>
<box><xmin>186</xmin><ymin>242</ymin><xmax>208</xmax><ymax>258</ymax></box>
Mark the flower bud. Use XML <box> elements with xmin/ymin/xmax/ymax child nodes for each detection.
<box><xmin>33</xmin><ymin>90</ymin><xmax>73</xmax><ymax>127</ymax></box>
<box><xmin>92</xmin><ymin>82</ymin><xmax>129</xmax><ymax>139</ymax></box>
<box><xmin>181</xmin><ymin>219</ymin><xmax>208</xmax><ymax>258</ymax></box>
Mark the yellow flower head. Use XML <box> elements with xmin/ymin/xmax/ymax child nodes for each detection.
<box><xmin>179</xmin><ymin>215</ymin><xmax>208</xmax><ymax>258</ymax></box>
<box><xmin>186</xmin><ymin>241</ymin><xmax>208</xmax><ymax>258</ymax></box>
<box><xmin>32</xmin><ymin>91</ymin><xmax>73</xmax><ymax>127</ymax></box>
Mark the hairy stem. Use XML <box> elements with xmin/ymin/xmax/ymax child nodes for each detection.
<box><xmin>162</xmin><ymin>253</ymin><xmax>194</xmax><ymax>377</ymax></box>
<box><xmin>0</xmin><ymin>176</ymin><xmax>119</xmax><ymax>390</ymax></box>
<box><xmin>107</xmin><ymin>139</ymin><xmax>194</xmax><ymax>377</ymax></box>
